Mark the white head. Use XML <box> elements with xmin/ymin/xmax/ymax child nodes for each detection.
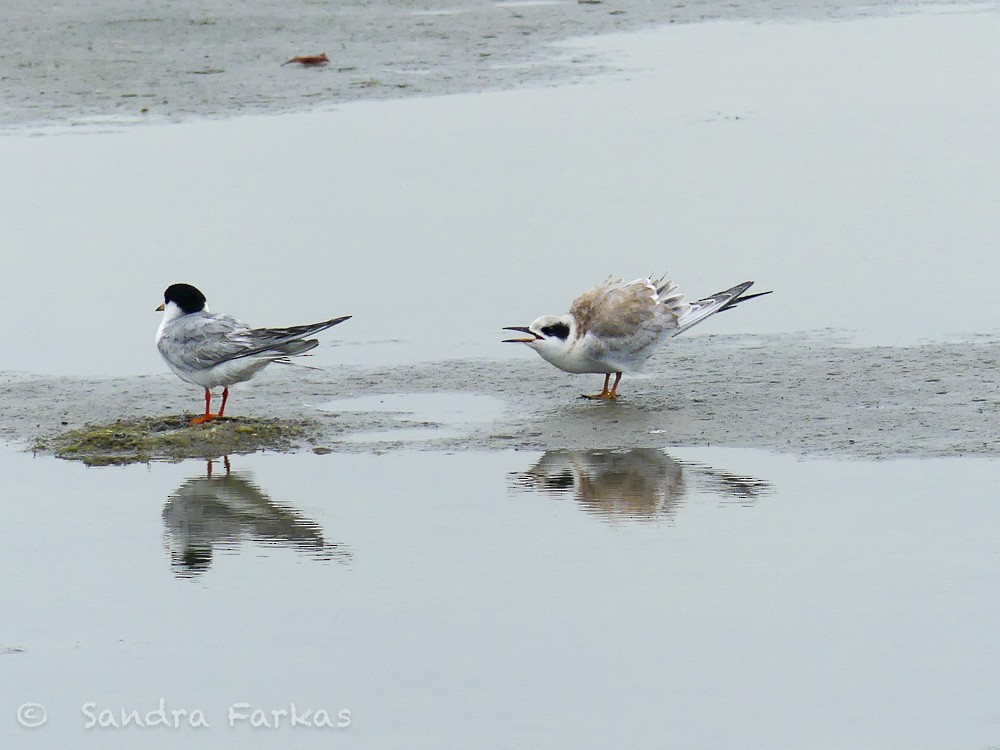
<box><xmin>503</xmin><ymin>314</ymin><xmax>579</xmax><ymax>367</ymax></box>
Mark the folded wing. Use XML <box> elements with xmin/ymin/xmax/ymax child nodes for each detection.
<box><xmin>227</xmin><ymin>316</ymin><xmax>352</xmax><ymax>362</ymax></box>
<box><xmin>159</xmin><ymin>314</ymin><xmax>351</xmax><ymax>370</ymax></box>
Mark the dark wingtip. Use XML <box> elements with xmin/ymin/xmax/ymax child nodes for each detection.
<box><xmin>315</xmin><ymin>315</ymin><xmax>351</xmax><ymax>330</ymax></box>
<box><xmin>719</xmin><ymin>286</ymin><xmax>773</xmax><ymax>312</ymax></box>
<box><xmin>737</xmin><ymin>289</ymin><xmax>773</xmax><ymax>303</ymax></box>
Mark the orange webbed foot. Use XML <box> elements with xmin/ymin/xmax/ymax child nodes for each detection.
<box><xmin>581</xmin><ymin>391</ymin><xmax>617</xmax><ymax>400</ymax></box>
<box><xmin>189</xmin><ymin>413</ymin><xmax>220</xmax><ymax>426</ymax></box>
<box><xmin>580</xmin><ymin>373</ymin><xmax>621</xmax><ymax>400</ymax></box>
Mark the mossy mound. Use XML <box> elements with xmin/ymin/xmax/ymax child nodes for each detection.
<box><xmin>36</xmin><ymin>415</ymin><xmax>314</xmax><ymax>466</ymax></box>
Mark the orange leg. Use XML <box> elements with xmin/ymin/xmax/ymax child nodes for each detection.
<box><xmin>582</xmin><ymin>372</ymin><xmax>622</xmax><ymax>400</ymax></box>
<box><xmin>608</xmin><ymin>372</ymin><xmax>622</xmax><ymax>398</ymax></box>
<box><xmin>218</xmin><ymin>387</ymin><xmax>229</xmax><ymax>418</ymax></box>
<box><xmin>206</xmin><ymin>455</ymin><xmax>231</xmax><ymax>478</ymax></box>
<box><xmin>190</xmin><ymin>388</ymin><xmax>220</xmax><ymax>425</ymax></box>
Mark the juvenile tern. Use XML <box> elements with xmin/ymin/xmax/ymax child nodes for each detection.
<box><xmin>503</xmin><ymin>276</ymin><xmax>770</xmax><ymax>399</ymax></box>
<box><xmin>156</xmin><ymin>283</ymin><xmax>350</xmax><ymax>424</ymax></box>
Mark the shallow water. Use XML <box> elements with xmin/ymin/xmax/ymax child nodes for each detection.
<box><xmin>4</xmin><ymin>444</ymin><xmax>1000</xmax><ymax>748</ymax></box>
<box><xmin>318</xmin><ymin>392</ymin><xmax>507</xmax><ymax>442</ymax></box>
<box><xmin>2</xmin><ymin>9</ymin><xmax>1000</xmax><ymax>379</ymax></box>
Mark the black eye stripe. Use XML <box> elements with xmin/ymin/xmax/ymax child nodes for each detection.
<box><xmin>540</xmin><ymin>323</ymin><xmax>570</xmax><ymax>340</ymax></box>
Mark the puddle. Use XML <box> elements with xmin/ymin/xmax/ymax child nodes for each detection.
<box><xmin>319</xmin><ymin>392</ymin><xmax>505</xmax><ymax>421</ymax></box>
<box><xmin>317</xmin><ymin>392</ymin><xmax>506</xmax><ymax>443</ymax></box>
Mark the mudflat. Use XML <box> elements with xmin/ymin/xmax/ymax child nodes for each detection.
<box><xmin>1</xmin><ymin>0</ymin><xmax>946</xmax><ymax>129</ymax></box>
<box><xmin>12</xmin><ymin>333</ymin><xmax>1000</xmax><ymax>461</ymax></box>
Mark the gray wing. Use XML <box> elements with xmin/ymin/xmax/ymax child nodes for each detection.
<box><xmin>227</xmin><ymin>316</ymin><xmax>352</xmax><ymax>361</ymax></box>
<box><xmin>158</xmin><ymin>312</ymin><xmax>258</xmax><ymax>370</ymax></box>
<box><xmin>160</xmin><ymin>313</ymin><xmax>351</xmax><ymax>370</ymax></box>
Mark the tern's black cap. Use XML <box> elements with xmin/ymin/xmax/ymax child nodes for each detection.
<box><xmin>163</xmin><ymin>283</ymin><xmax>207</xmax><ymax>314</ymax></box>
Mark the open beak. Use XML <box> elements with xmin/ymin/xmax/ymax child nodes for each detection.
<box><xmin>502</xmin><ymin>325</ymin><xmax>540</xmax><ymax>343</ymax></box>
<box><xmin>155</xmin><ymin>303</ymin><xmax>165</xmax><ymax>311</ymax></box>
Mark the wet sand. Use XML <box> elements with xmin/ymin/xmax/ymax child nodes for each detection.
<box><xmin>1</xmin><ymin>0</ymin><xmax>955</xmax><ymax>131</ymax></box>
<box><xmin>11</xmin><ymin>333</ymin><xmax>1000</xmax><ymax>460</ymax></box>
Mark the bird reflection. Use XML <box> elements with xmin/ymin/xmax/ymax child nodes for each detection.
<box><xmin>513</xmin><ymin>449</ymin><xmax>770</xmax><ymax>523</ymax></box>
<box><xmin>163</xmin><ymin>457</ymin><xmax>351</xmax><ymax>577</ymax></box>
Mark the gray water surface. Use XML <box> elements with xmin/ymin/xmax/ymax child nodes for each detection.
<box><xmin>3</xmin><ymin>10</ymin><xmax>1000</xmax><ymax>378</ymax></box>
<box><xmin>4</xmin><ymin>445</ymin><xmax>1000</xmax><ymax>748</ymax></box>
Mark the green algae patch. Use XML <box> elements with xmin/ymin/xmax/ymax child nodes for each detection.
<box><xmin>36</xmin><ymin>415</ymin><xmax>314</xmax><ymax>466</ymax></box>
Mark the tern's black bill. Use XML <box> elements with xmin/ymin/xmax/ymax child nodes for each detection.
<box><xmin>502</xmin><ymin>326</ymin><xmax>538</xmax><ymax>343</ymax></box>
